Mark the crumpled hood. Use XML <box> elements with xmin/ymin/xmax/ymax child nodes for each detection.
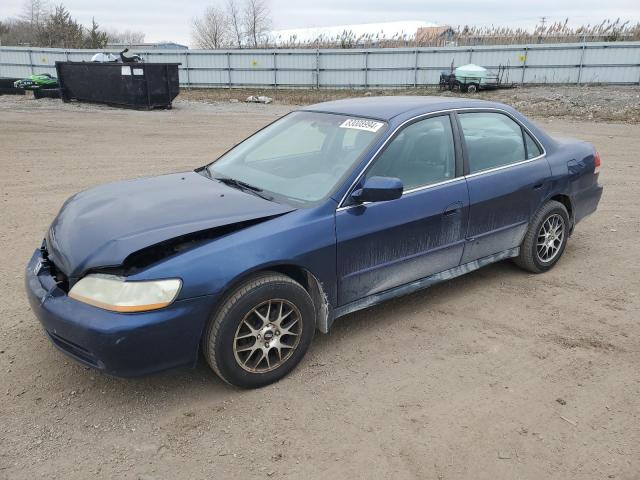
<box><xmin>46</xmin><ymin>172</ymin><xmax>294</xmax><ymax>278</ymax></box>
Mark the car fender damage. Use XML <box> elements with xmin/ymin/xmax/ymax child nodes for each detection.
<box><xmin>94</xmin><ymin>214</ymin><xmax>288</xmax><ymax>277</ymax></box>
<box><xmin>305</xmin><ymin>270</ymin><xmax>331</xmax><ymax>333</ymax></box>
<box><xmin>44</xmin><ymin>172</ymin><xmax>297</xmax><ymax>279</ymax></box>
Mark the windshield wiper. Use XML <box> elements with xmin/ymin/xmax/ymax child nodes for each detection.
<box><xmin>214</xmin><ymin>176</ymin><xmax>274</xmax><ymax>201</ymax></box>
<box><xmin>217</xmin><ymin>177</ymin><xmax>263</xmax><ymax>192</ymax></box>
<box><xmin>198</xmin><ymin>167</ymin><xmax>212</xmax><ymax>179</ymax></box>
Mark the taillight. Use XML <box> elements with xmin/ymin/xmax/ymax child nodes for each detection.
<box><xmin>594</xmin><ymin>150</ymin><xmax>601</xmax><ymax>174</ymax></box>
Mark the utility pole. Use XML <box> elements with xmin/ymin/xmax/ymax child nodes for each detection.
<box><xmin>537</xmin><ymin>16</ymin><xmax>547</xmax><ymax>44</ymax></box>
<box><xmin>539</xmin><ymin>16</ymin><xmax>547</xmax><ymax>29</ymax></box>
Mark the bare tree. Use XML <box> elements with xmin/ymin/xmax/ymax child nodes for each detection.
<box><xmin>226</xmin><ymin>0</ymin><xmax>244</xmax><ymax>48</ymax></box>
<box><xmin>106</xmin><ymin>29</ymin><xmax>146</xmax><ymax>45</ymax></box>
<box><xmin>0</xmin><ymin>21</ymin><xmax>8</xmax><ymax>44</ymax></box>
<box><xmin>243</xmin><ymin>0</ymin><xmax>270</xmax><ymax>48</ymax></box>
<box><xmin>20</xmin><ymin>0</ymin><xmax>49</xmax><ymax>28</ymax></box>
<box><xmin>0</xmin><ymin>18</ymin><xmax>36</xmax><ymax>46</ymax></box>
<box><xmin>192</xmin><ymin>5</ymin><xmax>230</xmax><ymax>49</ymax></box>
<box><xmin>0</xmin><ymin>0</ymin><xmax>51</xmax><ymax>46</ymax></box>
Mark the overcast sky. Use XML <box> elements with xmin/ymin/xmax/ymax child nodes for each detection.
<box><xmin>2</xmin><ymin>0</ymin><xmax>639</xmax><ymax>45</ymax></box>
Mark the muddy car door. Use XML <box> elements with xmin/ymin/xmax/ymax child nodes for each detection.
<box><xmin>456</xmin><ymin>111</ymin><xmax>551</xmax><ymax>263</ymax></box>
<box><xmin>336</xmin><ymin>114</ymin><xmax>468</xmax><ymax>306</ymax></box>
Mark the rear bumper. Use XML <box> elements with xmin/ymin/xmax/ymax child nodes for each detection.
<box><xmin>25</xmin><ymin>249</ymin><xmax>217</xmax><ymax>377</ymax></box>
<box><xmin>574</xmin><ymin>183</ymin><xmax>603</xmax><ymax>224</ymax></box>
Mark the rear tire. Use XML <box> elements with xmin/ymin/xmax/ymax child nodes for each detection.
<box><xmin>202</xmin><ymin>272</ymin><xmax>315</xmax><ymax>388</ymax></box>
<box><xmin>515</xmin><ymin>200</ymin><xmax>570</xmax><ymax>273</ymax></box>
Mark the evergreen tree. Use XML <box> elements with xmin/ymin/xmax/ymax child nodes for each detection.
<box><xmin>36</xmin><ymin>4</ymin><xmax>84</xmax><ymax>48</ymax></box>
<box><xmin>84</xmin><ymin>17</ymin><xmax>108</xmax><ymax>48</ymax></box>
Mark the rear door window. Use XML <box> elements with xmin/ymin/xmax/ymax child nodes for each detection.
<box><xmin>459</xmin><ymin>112</ymin><xmax>528</xmax><ymax>174</ymax></box>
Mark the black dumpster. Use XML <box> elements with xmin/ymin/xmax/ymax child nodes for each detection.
<box><xmin>33</xmin><ymin>88</ymin><xmax>61</xmax><ymax>99</ymax></box>
<box><xmin>0</xmin><ymin>77</ymin><xmax>26</xmax><ymax>96</ymax></box>
<box><xmin>55</xmin><ymin>62</ymin><xmax>180</xmax><ymax>109</ymax></box>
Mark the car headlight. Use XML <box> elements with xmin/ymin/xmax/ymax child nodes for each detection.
<box><xmin>68</xmin><ymin>274</ymin><xmax>182</xmax><ymax>312</ymax></box>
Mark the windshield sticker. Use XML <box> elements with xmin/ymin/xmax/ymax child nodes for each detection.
<box><xmin>339</xmin><ymin>118</ymin><xmax>385</xmax><ymax>132</ymax></box>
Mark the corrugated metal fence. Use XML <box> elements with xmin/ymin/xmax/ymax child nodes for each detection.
<box><xmin>1</xmin><ymin>41</ymin><xmax>639</xmax><ymax>88</ymax></box>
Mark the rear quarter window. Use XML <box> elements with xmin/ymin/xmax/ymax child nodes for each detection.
<box><xmin>524</xmin><ymin>130</ymin><xmax>542</xmax><ymax>159</ymax></box>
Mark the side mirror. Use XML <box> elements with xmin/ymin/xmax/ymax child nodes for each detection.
<box><xmin>351</xmin><ymin>176</ymin><xmax>403</xmax><ymax>204</ymax></box>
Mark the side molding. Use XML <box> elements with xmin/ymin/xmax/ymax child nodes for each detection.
<box><xmin>332</xmin><ymin>247</ymin><xmax>520</xmax><ymax>320</ymax></box>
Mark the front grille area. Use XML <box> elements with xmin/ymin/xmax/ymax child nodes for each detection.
<box><xmin>48</xmin><ymin>260</ymin><xmax>69</xmax><ymax>292</ymax></box>
<box><xmin>48</xmin><ymin>331</ymin><xmax>100</xmax><ymax>368</ymax></box>
<box><xmin>40</xmin><ymin>242</ymin><xmax>69</xmax><ymax>292</ymax></box>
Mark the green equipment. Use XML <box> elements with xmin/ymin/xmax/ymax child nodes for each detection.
<box><xmin>14</xmin><ymin>73</ymin><xmax>59</xmax><ymax>90</ymax></box>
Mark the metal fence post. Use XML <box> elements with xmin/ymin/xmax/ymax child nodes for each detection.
<box><xmin>273</xmin><ymin>50</ymin><xmax>277</xmax><ymax>88</ymax></box>
<box><xmin>227</xmin><ymin>51</ymin><xmax>232</xmax><ymax>88</ymax></box>
<box><xmin>364</xmin><ymin>50</ymin><xmax>368</xmax><ymax>89</ymax></box>
<box><xmin>577</xmin><ymin>43</ymin><xmax>586</xmax><ymax>84</ymax></box>
<box><xmin>184</xmin><ymin>51</ymin><xmax>191</xmax><ymax>87</ymax></box>
<box><xmin>28</xmin><ymin>49</ymin><xmax>35</xmax><ymax>74</ymax></box>
<box><xmin>414</xmin><ymin>49</ymin><xmax>418</xmax><ymax>88</ymax></box>
<box><xmin>315</xmin><ymin>49</ymin><xmax>320</xmax><ymax>90</ymax></box>
<box><xmin>468</xmin><ymin>47</ymin><xmax>473</xmax><ymax>64</ymax></box>
<box><xmin>520</xmin><ymin>46</ymin><xmax>528</xmax><ymax>85</ymax></box>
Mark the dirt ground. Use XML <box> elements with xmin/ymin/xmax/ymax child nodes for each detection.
<box><xmin>0</xmin><ymin>94</ymin><xmax>639</xmax><ymax>480</ymax></box>
<box><xmin>180</xmin><ymin>85</ymin><xmax>640</xmax><ymax>124</ymax></box>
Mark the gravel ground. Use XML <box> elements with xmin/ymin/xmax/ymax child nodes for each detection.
<box><xmin>180</xmin><ymin>85</ymin><xmax>640</xmax><ymax>123</ymax></box>
<box><xmin>0</xmin><ymin>95</ymin><xmax>639</xmax><ymax>480</ymax></box>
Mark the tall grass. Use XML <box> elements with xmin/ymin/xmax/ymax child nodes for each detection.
<box><xmin>267</xmin><ymin>19</ymin><xmax>640</xmax><ymax>49</ymax></box>
<box><xmin>451</xmin><ymin>19</ymin><xmax>640</xmax><ymax>46</ymax></box>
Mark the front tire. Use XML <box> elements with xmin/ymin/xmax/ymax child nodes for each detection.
<box><xmin>515</xmin><ymin>200</ymin><xmax>570</xmax><ymax>273</ymax></box>
<box><xmin>203</xmin><ymin>272</ymin><xmax>315</xmax><ymax>388</ymax></box>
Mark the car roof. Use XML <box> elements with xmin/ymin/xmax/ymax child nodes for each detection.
<box><xmin>301</xmin><ymin>95</ymin><xmax>502</xmax><ymax>121</ymax></box>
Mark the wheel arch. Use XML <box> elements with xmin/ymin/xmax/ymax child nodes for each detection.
<box><xmin>212</xmin><ymin>263</ymin><xmax>332</xmax><ymax>335</ymax></box>
<box><xmin>547</xmin><ymin>193</ymin><xmax>574</xmax><ymax>231</ymax></box>
<box><xmin>267</xmin><ymin>265</ymin><xmax>331</xmax><ymax>334</ymax></box>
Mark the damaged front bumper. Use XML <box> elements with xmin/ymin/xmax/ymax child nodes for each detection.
<box><xmin>25</xmin><ymin>248</ymin><xmax>217</xmax><ymax>377</ymax></box>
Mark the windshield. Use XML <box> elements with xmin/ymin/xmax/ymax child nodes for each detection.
<box><xmin>206</xmin><ymin>111</ymin><xmax>387</xmax><ymax>205</ymax></box>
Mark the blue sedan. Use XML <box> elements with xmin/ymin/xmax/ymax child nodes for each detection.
<box><xmin>25</xmin><ymin>96</ymin><xmax>603</xmax><ymax>387</ymax></box>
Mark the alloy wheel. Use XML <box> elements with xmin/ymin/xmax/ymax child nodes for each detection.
<box><xmin>233</xmin><ymin>299</ymin><xmax>302</xmax><ymax>373</ymax></box>
<box><xmin>536</xmin><ymin>213</ymin><xmax>565</xmax><ymax>263</ymax></box>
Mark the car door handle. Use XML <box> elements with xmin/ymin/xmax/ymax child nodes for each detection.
<box><xmin>443</xmin><ymin>202</ymin><xmax>463</xmax><ymax>217</ymax></box>
<box><xmin>532</xmin><ymin>183</ymin><xmax>544</xmax><ymax>190</ymax></box>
